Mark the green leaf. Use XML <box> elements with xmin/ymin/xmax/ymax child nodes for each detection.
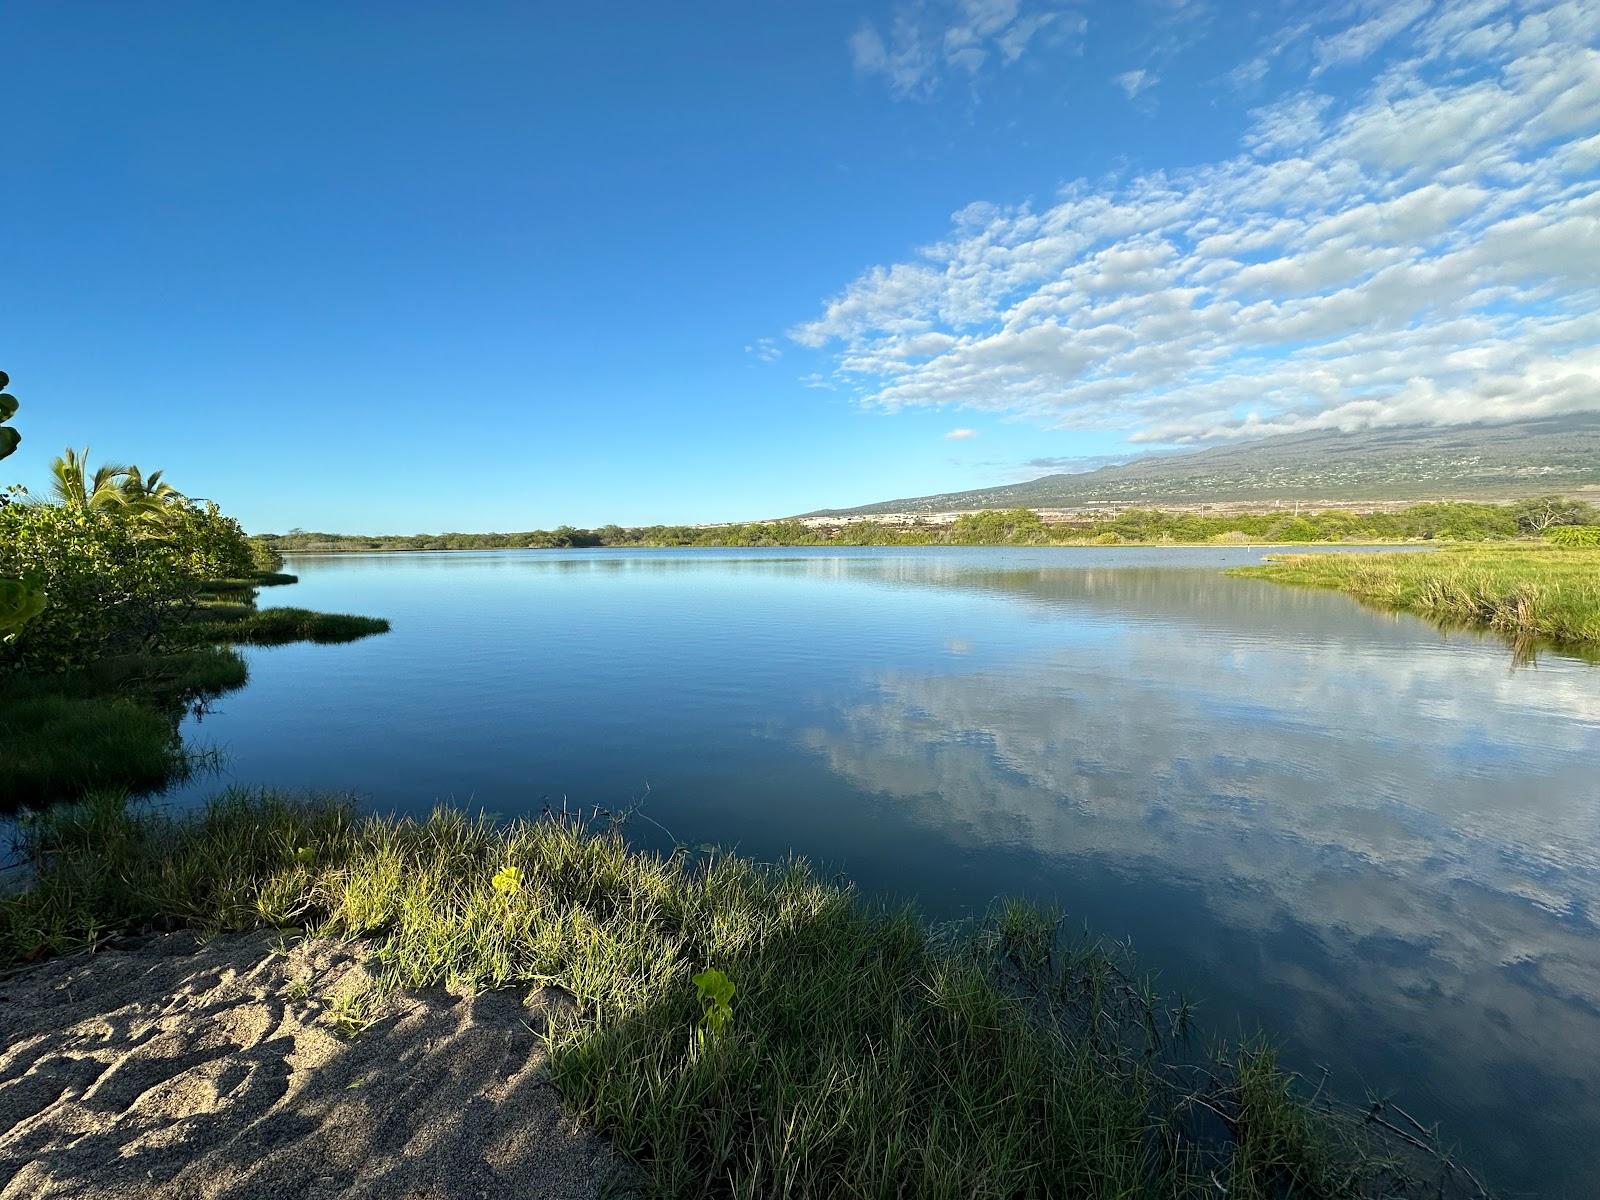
<box><xmin>0</xmin><ymin>575</ymin><xmax>47</xmax><ymax>640</ymax></box>
<box><xmin>491</xmin><ymin>865</ymin><xmax>523</xmax><ymax>895</ymax></box>
<box><xmin>692</xmin><ymin>968</ymin><xmax>735</xmax><ymax>1008</ymax></box>
<box><xmin>692</xmin><ymin>968</ymin><xmax>736</xmax><ymax>1034</ymax></box>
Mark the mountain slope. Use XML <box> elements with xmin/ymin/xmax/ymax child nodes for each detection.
<box><xmin>808</xmin><ymin>416</ymin><xmax>1600</xmax><ymax>516</ymax></box>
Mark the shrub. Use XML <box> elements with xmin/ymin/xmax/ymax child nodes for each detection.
<box><xmin>168</xmin><ymin>502</ymin><xmax>256</xmax><ymax>579</ymax></box>
<box><xmin>0</xmin><ymin>505</ymin><xmax>196</xmax><ymax>674</ymax></box>
<box><xmin>1547</xmin><ymin>525</ymin><xmax>1600</xmax><ymax>547</ymax></box>
<box><xmin>249</xmin><ymin>537</ymin><xmax>285</xmax><ymax>573</ymax></box>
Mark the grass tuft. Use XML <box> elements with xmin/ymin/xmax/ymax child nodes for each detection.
<box><xmin>0</xmin><ymin>648</ymin><xmax>247</xmax><ymax>808</ymax></box>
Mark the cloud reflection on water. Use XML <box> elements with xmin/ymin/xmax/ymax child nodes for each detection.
<box><xmin>776</xmin><ymin>563</ymin><xmax>1600</xmax><ymax>1191</ymax></box>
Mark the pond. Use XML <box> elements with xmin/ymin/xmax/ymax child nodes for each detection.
<box><xmin>168</xmin><ymin>546</ymin><xmax>1600</xmax><ymax>1196</ymax></box>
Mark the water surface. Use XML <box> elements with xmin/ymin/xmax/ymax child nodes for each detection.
<box><xmin>170</xmin><ymin>547</ymin><xmax>1600</xmax><ymax>1196</ymax></box>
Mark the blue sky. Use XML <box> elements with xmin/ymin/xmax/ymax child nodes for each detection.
<box><xmin>3</xmin><ymin>2</ymin><xmax>1596</xmax><ymax>532</ymax></box>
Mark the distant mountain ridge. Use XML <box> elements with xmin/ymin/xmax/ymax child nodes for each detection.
<box><xmin>807</xmin><ymin>415</ymin><xmax>1600</xmax><ymax>516</ymax></box>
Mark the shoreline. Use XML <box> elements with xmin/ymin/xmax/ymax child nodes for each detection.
<box><xmin>276</xmin><ymin>538</ymin><xmax>1445</xmax><ymax>554</ymax></box>
<box><xmin>1</xmin><ymin>791</ymin><xmax>1489</xmax><ymax>1199</ymax></box>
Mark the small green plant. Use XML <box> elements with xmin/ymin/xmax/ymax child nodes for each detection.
<box><xmin>286</xmin><ymin>978</ymin><xmax>312</xmax><ymax>1003</ymax></box>
<box><xmin>692</xmin><ymin>967</ymin><xmax>735</xmax><ymax>1035</ymax></box>
<box><xmin>295</xmin><ymin>845</ymin><xmax>317</xmax><ymax>866</ymax></box>
<box><xmin>491</xmin><ymin>864</ymin><xmax>523</xmax><ymax>894</ymax></box>
<box><xmin>326</xmin><ymin>988</ymin><xmax>374</xmax><ymax>1038</ymax></box>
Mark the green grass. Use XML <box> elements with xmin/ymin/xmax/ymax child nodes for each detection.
<box><xmin>3</xmin><ymin>646</ymin><xmax>249</xmax><ymax>706</ymax></box>
<box><xmin>1</xmin><ymin>791</ymin><xmax>1481</xmax><ymax>1199</ymax></box>
<box><xmin>0</xmin><ymin>573</ymin><xmax>385</xmax><ymax>810</ymax></box>
<box><xmin>199</xmin><ymin>606</ymin><xmax>391</xmax><ymax>645</ymax></box>
<box><xmin>0</xmin><ymin>647</ymin><xmax>246</xmax><ymax>809</ymax></box>
<box><xmin>0</xmin><ymin>697</ymin><xmax>187</xmax><ymax>805</ymax></box>
<box><xmin>197</xmin><ymin>572</ymin><xmax>301</xmax><ymax>595</ymax></box>
<box><xmin>1234</xmin><ymin>545</ymin><xmax>1600</xmax><ymax>651</ymax></box>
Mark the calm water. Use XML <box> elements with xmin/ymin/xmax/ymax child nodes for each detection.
<box><xmin>169</xmin><ymin>547</ymin><xmax>1600</xmax><ymax>1196</ymax></box>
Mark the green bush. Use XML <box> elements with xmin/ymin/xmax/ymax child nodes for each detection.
<box><xmin>0</xmin><ymin>505</ymin><xmax>196</xmax><ymax>674</ymax></box>
<box><xmin>1548</xmin><ymin>525</ymin><xmax>1600</xmax><ymax>547</ymax></box>
<box><xmin>167</xmin><ymin>502</ymin><xmax>256</xmax><ymax>579</ymax></box>
<box><xmin>249</xmin><ymin>536</ymin><xmax>285</xmax><ymax>572</ymax></box>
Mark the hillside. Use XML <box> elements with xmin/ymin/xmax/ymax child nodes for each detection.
<box><xmin>807</xmin><ymin>415</ymin><xmax>1600</xmax><ymax>516</ymax></box>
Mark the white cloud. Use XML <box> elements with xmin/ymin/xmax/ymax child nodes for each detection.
<box><xmin>944</xmin><ymin>426</ymin><xmax>979</xmax><ymax>439</ymax></box>
<box><xmin>1312</xmin><ymin>0</ymin><xmax>1434</xmax><ymax>75</ymax></box>
<box><xmin>798</xmin><ymin>1</ymin><xmax>1600</xmax><ymax>443</ymax></box>
<box><xmin>851</xmin><ymin>0</ymin><xmax>1085</xmax><ymax>99</ymax></box>
<box><xmin>1113</xmin><ymin>67</ymin><xmax>1157</xmax><ymax>99</ymax></box>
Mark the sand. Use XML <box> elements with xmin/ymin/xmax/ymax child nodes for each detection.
<box><xmin>0</xmin><ymin>931</ymin><xmax>626</xmax><ymax>1198</ymax></box>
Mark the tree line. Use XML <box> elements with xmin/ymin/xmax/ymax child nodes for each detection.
<box><xmin>257</xmin><ymin>496</ymin><xmax>1600</xmax><ymax>555</ymax></box>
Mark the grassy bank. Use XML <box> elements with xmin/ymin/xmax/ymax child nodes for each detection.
<box><xmin>2</xmin><ymin>790</ymin><xmax>1483</xmax><ymax>1199</ymax></box>
<box><xmin>0</xmin><ymin>573</ymin><xmax>388</xmax><ymax>809</ymax></box>
<box><xmin>1233</xmin><ymin>545</ymin><xmax>1600</xmax><ymax>651</ymax></box>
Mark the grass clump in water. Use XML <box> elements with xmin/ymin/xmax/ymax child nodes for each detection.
<box><xmin>1233</xmin><ymin>544</ymin><xmax>1600</xmax><ymax>651</ymax></box>
<box><xmin>199</xmin><ymin>606</ymin><xmax>391</xmax><ymax>645</ymax></box>
<box><xmin>196</xmin><ymin>571</ymin><xmax>300</xmax><ymax>596</ymax></box>
<box><xmin>1</xmin><ymin>791</ymin><xmax>1483</xmax><ymax>1198</ymax></box>
<box><xmin>1</xmin><ymin>566</ymin><xmax>384</xmax><ymax>809</ymax></box>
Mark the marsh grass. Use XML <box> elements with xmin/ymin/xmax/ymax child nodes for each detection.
<box><xmin>196</xmin><ymin>572</ymin><xmax>300</xmax><ymax>596</ymax></box>
<box><xmin>1</xmin><ymin>791</ymin><xmax>1480</xmax><ymax>1199</ymax></box>
<box><xmin>1234</xmin><ymin>545</ymin><xmax>1600</xmax><ymax>651</ymax></box>
<box><xmin>198</xmin><ymin>606</ymin><xmax>391</xmax><ymax>645</ymax></box>
<box><xmin>1</xmin><ymin>569</ymin><xmax>384</xmax><ymax>809</ymax></box>
<box><xmin>0</xmin><ymin>698</ymin><xmax>181</xmax><ymax>804</ymax></box>
<box><xmin>0</xmin><ymin>647</ymin><xmax>246</xmax><ymax>808</ymax></box>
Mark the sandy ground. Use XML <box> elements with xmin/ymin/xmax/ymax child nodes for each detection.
<box><xmin>0</xmin><ymin>932</ymin><xmax>626</xmax><ymax>1199</ymax></box>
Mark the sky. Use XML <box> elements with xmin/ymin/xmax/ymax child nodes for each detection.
<box><xmin>2</xmin><ymin>1</ymin><xmax>1597</xmax><ymax>532</ymax></box>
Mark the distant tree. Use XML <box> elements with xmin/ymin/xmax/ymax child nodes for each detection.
<box><xmin>1512</xmin><ymin>495</ymin><xmax>1599</xmax><ymax>533</ymax></box>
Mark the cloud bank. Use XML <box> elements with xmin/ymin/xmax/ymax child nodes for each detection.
<box><xmin>851</xmin><ymin>0</ymin><xmax>1086</xmax><ymax>99</ymax></box>
<box><xmin>807</xmin><ymin>0</ymin><xmax>1600</xmax><ymax>443</ymax></box>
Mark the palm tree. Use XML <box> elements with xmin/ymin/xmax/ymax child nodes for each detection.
<box><xmin>50</xmin><ymin>447</ymin><xmax>134</xmax><ymax>513</ymax></box>
<box><xmin>123</xmin><ymin>465</ymin><xmax>185</xmax><ymax>507</ymax></box>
